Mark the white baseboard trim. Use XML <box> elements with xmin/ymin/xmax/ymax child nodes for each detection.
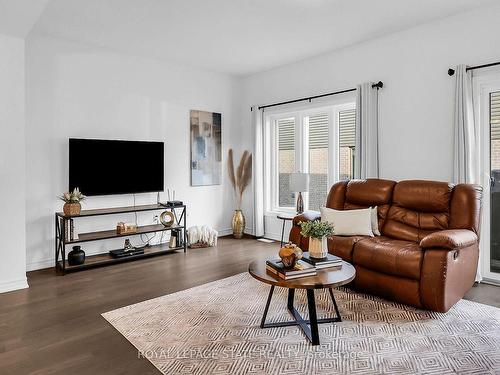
<box><xmin>27</xmin><ymin>259</ymin><xmax>54</xmax><ymax>272</ymax></box>
<box><xmin>0</xmin><ymin>278</ymin><xmax>29</xmax><ymax>294</ymax></box>
<box><xmin>218</xmin><ymin>227</ymin><xmax>255</xmax><ymax>237</ymax></box>
<box><xmin>481</xmin><ymin>278</ymin><xmax>500</xmax><ymax>286</ymax></box>
<box><xmin>217</xmin><ymin>228</ymin><xmax>233</xmax><ymax>236</ymax></box>
<box><xmin>264</xmin><ymin>231</ymin><xmax>282</xmax><ymax>241</ymax></box>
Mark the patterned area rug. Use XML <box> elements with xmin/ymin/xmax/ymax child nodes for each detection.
<box><xmin>102</xmin><ymin>273</ymin><xmax>500</xmax><ymax>374</ymax></box>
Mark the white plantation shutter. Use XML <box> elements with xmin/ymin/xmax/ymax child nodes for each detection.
<box><xmin>491</xmin><ymin>91</ymin><xmax>500</xmax><ymax>141</ymax></box>
<box><xmin>309</xmin><ymin>113</ymin><xmax>329</xmax><ymax>149</ymax></box>
<box><xmin>339</xmin><ymin>109</ymin><xmax>356</xmax><ymax>148</ymax></box>
<box><xmin>307</xmin><ymin>113</ymin><xmax>329</xmax><ymax>211</ymax></box>
<box><xmin>306</xmin><ymin>110</ymin><xmax>356</xmax><ymax>149</ymax></box>
<box><xmin>278</xmin><ymin>118</ymin><xmax>295</xmax><ymax>150</ymax></box>
<box><xmin>277</xmin><ymin>118</ymin><xmax>296</xmax><ymax>208</ymax></box>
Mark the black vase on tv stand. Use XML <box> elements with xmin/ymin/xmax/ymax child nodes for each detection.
<box><xmin>68</xmin><ymin>245</ymin><xmax>85</xmax><ymax>266</ymax></box>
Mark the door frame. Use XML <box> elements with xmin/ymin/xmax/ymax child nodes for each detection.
<box><xmin>474</xmin><ymin>72</ymin><xmax>500</xmax><ymax>284</ymax></box>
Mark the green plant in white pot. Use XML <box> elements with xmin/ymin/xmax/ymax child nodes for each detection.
<box><xmin>299</xmin><ymin>220</ymin><xmax>334</xmax><ymax>259</ymax></box>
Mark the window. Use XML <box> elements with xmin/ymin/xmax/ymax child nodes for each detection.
<box><xmin>266</xmin><ymin>101</ymin><xmax>356</xmax><ymax>213</ymax></box>
<box><xmin>307</xmin><ymin>113</ymin><xmax>329</xmax><ymax>211</ymax></box>
<box><xmin>339</xmin><ymin>109</ymin><xmax>356</xmax><ymax>180</ymax></box>
<box><xmin>277</xmin><ymin>117</ymin><xmax>295</xmax><ymax>208</ymax></box>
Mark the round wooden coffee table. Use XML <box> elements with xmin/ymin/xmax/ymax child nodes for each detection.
<box><xmin>248</xmin><ymin>260</ymin><xmax>355</xmax><ymax>345</ymax></box>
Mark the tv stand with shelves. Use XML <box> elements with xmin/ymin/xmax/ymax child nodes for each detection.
<box><xmin>55</xmin><ymin>203</ymin><xmax>186</xmax><ymax>274</ymax></box>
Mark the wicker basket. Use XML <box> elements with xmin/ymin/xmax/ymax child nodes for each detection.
<box><xmin>63</xmin><ymin>202</ymin><xmax>81</xmax><ymax>216</ymax></box>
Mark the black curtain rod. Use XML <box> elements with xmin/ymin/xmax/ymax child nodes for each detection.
<box><xmin>254</xmin><ymin>81</ymin><xmax>383</xmax><ymax>111</ymax></box>
<box><xmin>448</xmin><ymin>61</ymin><xmax>500</xmax><ymax>76</ymax></box>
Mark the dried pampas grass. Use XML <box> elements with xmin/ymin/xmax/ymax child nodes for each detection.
<box><xmin>228</xmin><ymin>149</ymin><xmax>252</xmax><ymax>209</ymax></box>
<box><xmin>227</xmin><ymin>149</ymin><xmax>236</xmax><ymax>191</ymax></box>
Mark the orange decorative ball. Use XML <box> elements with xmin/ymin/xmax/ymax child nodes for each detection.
<box><xmin>279</xmin><ymin>243</ymin><xmax>303</xmax><ymax>269</ymax></box>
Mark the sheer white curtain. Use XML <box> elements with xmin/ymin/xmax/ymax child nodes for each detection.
<box><xmin>252</xmin><ymin>106</ymin><xmax>265</xmax><ymax>237</ymax></box>
<box><xmin>354</xmin><ymin>82</ymin><xmax>379</xmax><ymax>179</ymax></box>
<box><xmin>453</xmin><ymin>65</ymin><xmax>478</xmax><ymax>184</ymax></box>
<box><xmin>452</xmin><ymin>65</ymin><xmax>481</xmax><ymax>282</ymax></box>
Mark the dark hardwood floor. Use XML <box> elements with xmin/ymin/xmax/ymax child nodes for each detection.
<box><xmin>0</xmin><ymin>237</ymin><xmax>498</xmax><ymax>375</ymax></box>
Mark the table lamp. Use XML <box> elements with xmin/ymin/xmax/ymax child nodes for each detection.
<box><xmin>289</xmin><ymin>172</ymin><xmax>309</xmax><ymax>214</ymax></box>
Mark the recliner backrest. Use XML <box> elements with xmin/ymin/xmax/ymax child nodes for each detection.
<box><xmin>326</xmin><ymin>179</ymin><xmax>396</xmax><ymax>229</ymax></box>
<box><xmin>382</xmin><ymin>180</ymin><xmax>452</xmax><ymax>242</ymax></box>
<box><xmin>325</xmin><ymin>179</ymin><xmax>482</xmax><ymax>242</ymax></box>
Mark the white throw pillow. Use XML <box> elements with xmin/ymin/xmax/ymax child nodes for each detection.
<box><xmin>371</xmin><ymin>206</ymin><xmax>381</xmax><ymax>236</ymax></box>
<box><xmin>321</xmin><ymin>206</ymin><xmax>374</xmax><ymax>237</ymax></box>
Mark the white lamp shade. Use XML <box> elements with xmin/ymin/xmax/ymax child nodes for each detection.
<box><xmin>289</xmin><ymin>173</ymin><xmax>309</xmax><ymax>192</ymax></box>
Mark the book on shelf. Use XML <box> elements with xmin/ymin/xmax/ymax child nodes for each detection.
<box><xmin>69</xmin><ymin>219</ymin><xmax>74</xmax><ymax>241</ymax></box>
<box><xmin>265</xmin><ymin>259</ymin><xmax>317</xmax><ymax>280</ymax></box>
<box><xmin>301</xmin><ymin>252</ymin><xmax>343</xmax><ymax>269</ymax></box>
<box><xmin>65</xmin><ymin>221</ymin><xmax>69</xmax><ymax>241</ymax></box>
<box><xmin>64</xmin><ymin>219</ymin><xmax>79</xmax><ymax>241</ymax></box>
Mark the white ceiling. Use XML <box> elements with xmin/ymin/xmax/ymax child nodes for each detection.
<box><xmin>8</xmin><ymin>0</ymin><xmax>499</xmax><ymax>75</ymax></box>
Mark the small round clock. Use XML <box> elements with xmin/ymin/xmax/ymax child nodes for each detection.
<box><xmin>160</xmin><ymin>211</ymin><xmax>175</xmax><ymax>227</ymax></box>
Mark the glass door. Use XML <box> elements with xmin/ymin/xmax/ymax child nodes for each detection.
<box><xmin>478</xmin><ymin>75</ymin><xmax>500</xmax><ymax>284</ymax></box>
<box><xmin>489</xmin><ymin>91</ymin><xmax>500</xmax><ymax>279</ymax></box>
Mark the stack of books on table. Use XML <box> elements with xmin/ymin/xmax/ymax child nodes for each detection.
<box><xmin>301</xmin><ymin>252</ymin><xmax>343</xmax><ymax>269</ymax></box>
<box><xmin>266</xmin><ymin>259</ymin><xmax>317</xmax><ymax>280</ymax></box>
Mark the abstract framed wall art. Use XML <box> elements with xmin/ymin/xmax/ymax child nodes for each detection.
<box><xmin>190</xmin><ymin>110</ymin><xmax>222</xmax><ymax>186</ymax></box>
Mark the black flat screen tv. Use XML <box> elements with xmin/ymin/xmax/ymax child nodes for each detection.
<box><xmin>69</xmin><ymin>138</ymin><xmax>164</xmax><ymax>196</ymax></box>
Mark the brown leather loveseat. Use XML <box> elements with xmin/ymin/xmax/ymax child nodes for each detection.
<box><xmin>289</xmin><ymin>179</ymin><xmax>482</xmax><ymax>313</ymax></box>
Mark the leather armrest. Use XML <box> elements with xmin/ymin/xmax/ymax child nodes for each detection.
<box><xmin>420</xmin><ymin>229</ymin><xmax>478</xmax><ymax>250</ymax></box>
<box><xmin>292</xmin><ymin>210</ymin><xmax>320</xmax><ymax>225</ymax></box>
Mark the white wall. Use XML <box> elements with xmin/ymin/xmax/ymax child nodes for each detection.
<box><xmin>25</xmin><ymin>35</ymin><xmax>242</xmax><ymax>270</ymax></box>
<box><xmin>240</xmin><ymin>4</ymin><xmax>500</xmax><ymax>239</ymax></box>
<box><xmin>0</xmin><ymin>34</ymin><xmax>28</xmax><ymax>292</ymax></box>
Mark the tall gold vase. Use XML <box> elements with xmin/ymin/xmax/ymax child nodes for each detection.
<box><xmin>232</xmin><ymin>210</ymin><xmax>245</xmax><ymax>239</ymax></box>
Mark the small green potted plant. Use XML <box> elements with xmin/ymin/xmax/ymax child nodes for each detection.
<box><xmin>59</xmin><ymin>187</ymin><xmax>86</xmax><ymax>216</ymax></box>
<box><xmin>299</xmin><ymin>220</ymin><xmax>334</xmax><ymax>259</ymax></box>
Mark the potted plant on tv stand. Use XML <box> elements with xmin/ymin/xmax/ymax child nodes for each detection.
<box><xmin>299</xmin><ymin>220</ymin><xmax>334</xmax><ymax>259</ymax></box>
<box><xmin>227</xmin><ymin>149</ymin><xmax>252</xmax><ymax>239</ymax></box>
<box><xmin>59</xmin><ymin>187</ymin><xmax>86</xmax><ymax>216</ymax></box>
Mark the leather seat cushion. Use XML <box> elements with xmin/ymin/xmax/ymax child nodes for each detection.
<box><xmin>354</xmin><ymin>265</ymin><xmax>422</xmax><ymax>308</ymax></box>
<box><xmin>327</xmin><ymin>235</ymin><xmax>367</xmax><ymax>262</ymax></box>
<box><xmin>353</xmin><ymin>236</ymin><xmax>423</xmax><ymax>280</ymax></box>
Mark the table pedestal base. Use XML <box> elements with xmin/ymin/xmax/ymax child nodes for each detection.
<box><xmin>259</xmin><ymin>286</ymin><xmax>342</xmax><ymax>346</ymax></box>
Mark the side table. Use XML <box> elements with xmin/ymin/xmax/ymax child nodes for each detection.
<box><xmin>277</xmin><ymin>213</ymin><xmax>295</xmax><ymax>247</ymax></box>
